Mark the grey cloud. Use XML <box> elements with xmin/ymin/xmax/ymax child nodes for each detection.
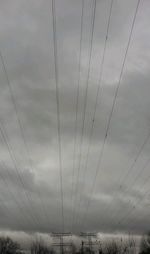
<box><xmin>0</xmin><ymin>0</ymin><xmax>150</xmax><ymax>237</ymax></box>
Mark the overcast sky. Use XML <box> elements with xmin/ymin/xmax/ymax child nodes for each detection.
<box><xmin>0</xmin><ymin>0</ymin><xmax>150</xmax><ymax>239</ymax></box>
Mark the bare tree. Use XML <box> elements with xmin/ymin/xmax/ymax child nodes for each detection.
<box><xmin>0</xmin><ymin>237</ymin><xmax>20</xmax><ymax>254</ymax></box>
<box><xmin>31</xmin><ymin>239</ymin><xmax>54</xmax><ymax>254</ymax></box>
<box><xmin>139</xmin><ymin>232</ymin><xmax>150</xmax><ymax>254</ymax></box>
<box><xmin>99</xmin><ymin>238</ymin><xmax>136</xmax><ymax>254</ymax></box>
<box><xmin>71</xmin><ymin>242</ymin><xmax>77</xmax><ymax>254</ymax></box>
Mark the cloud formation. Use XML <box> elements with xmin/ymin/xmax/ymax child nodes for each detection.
<box><xmin>0</xmin><ymin>0</ymin><xmax>150</xmax><ymax>237</ymax></box>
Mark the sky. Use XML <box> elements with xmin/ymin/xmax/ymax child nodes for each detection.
<box><xmin>0</xmin><ymin>0</ymin><xmax>150</xmax><ymax>240</ymax></box>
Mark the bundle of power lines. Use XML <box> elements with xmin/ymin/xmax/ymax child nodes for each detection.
<box><xmin>1</xmin><ymin>0</ymin><xmax>149</xmax><ymax>235</ymax></box>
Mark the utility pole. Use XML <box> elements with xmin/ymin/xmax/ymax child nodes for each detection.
<box><xmin>80</xmin><ymin>233</ymin><xmax>97</xmax><ymax>254</ymax></box>
<box><xmin>52</xmin><ymin>232</ymin><xmax>72</xmax><ymax>254</ymax></box>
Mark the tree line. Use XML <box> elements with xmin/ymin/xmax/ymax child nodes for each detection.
<box><xmin>0</xmin><ymin>232</ymin><xmax>150</xmax><ymax>254</ymax></box>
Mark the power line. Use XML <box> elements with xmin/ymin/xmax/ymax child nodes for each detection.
<box><xmin>0</xmin><ymin>161</ymin><xmax>32</xmax><ymax>226</ymax></box>
<box><xmin>0</xmin><ymin>186</ymin><xmax>24</xmax><ymax>229</ymax></box>
<box><xmin>0</xmin><ymin>122</ymin><xmax>41</xmax><ymax>227</ymax></box>
<box><xmin>73</xmin><ymin>0</ymin><xmax>97</xmax><ymax>231</ymax></box>
<box><xmin>125</xmin><ymin>157</ymin><xmax>150</xmax><ymax>192</ymax></box>
<box><xmin>80</xmin><ymin>0</ymin><xmax>141</xmax><ymax>230</ymax></box>
<box><xmin>107</xmin><ymin>157</ymin><xmax>150</xmax><ymax>227</ymax></box>
<box><xmin>0</xmin><ymin>51</ymin><xmax>49</xmax><ymax>226</ymax></box>
<box><xmin>0</xmin><ymin>121</ymin><xmax>42</xmax><ymax>228</ymax></box>
<box><xmin>113</xmin><ymin>155</ymin><xmax>150</xmax><ymax>228</ymax></box>
<box><xmin>76</xmin><ymin>0</ymin><xmax>114</xmax><ymax>229</ymax></box>
<box><xmin>71</xmin><ymin>0</ymin><xmax>84</xmax><ymax>232</ymax></box>
<box><xmin>52</xmin><ymin>0</ymin><xmax>64</xmax><ymax>233</ymax></box>
<box><xmin>116</xmin><ymin>172</ymin><xmax>150</xmax><ymax>229</ymax></box>
<box><xmin>100</xmin><ymin>130</ymin><xmax>150</xmax><ymax>224</ymax></box>
<box><xmin>118</xmin><ymin>131</ymin><xmax>150</xmax><ymax>188</ymax></box>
